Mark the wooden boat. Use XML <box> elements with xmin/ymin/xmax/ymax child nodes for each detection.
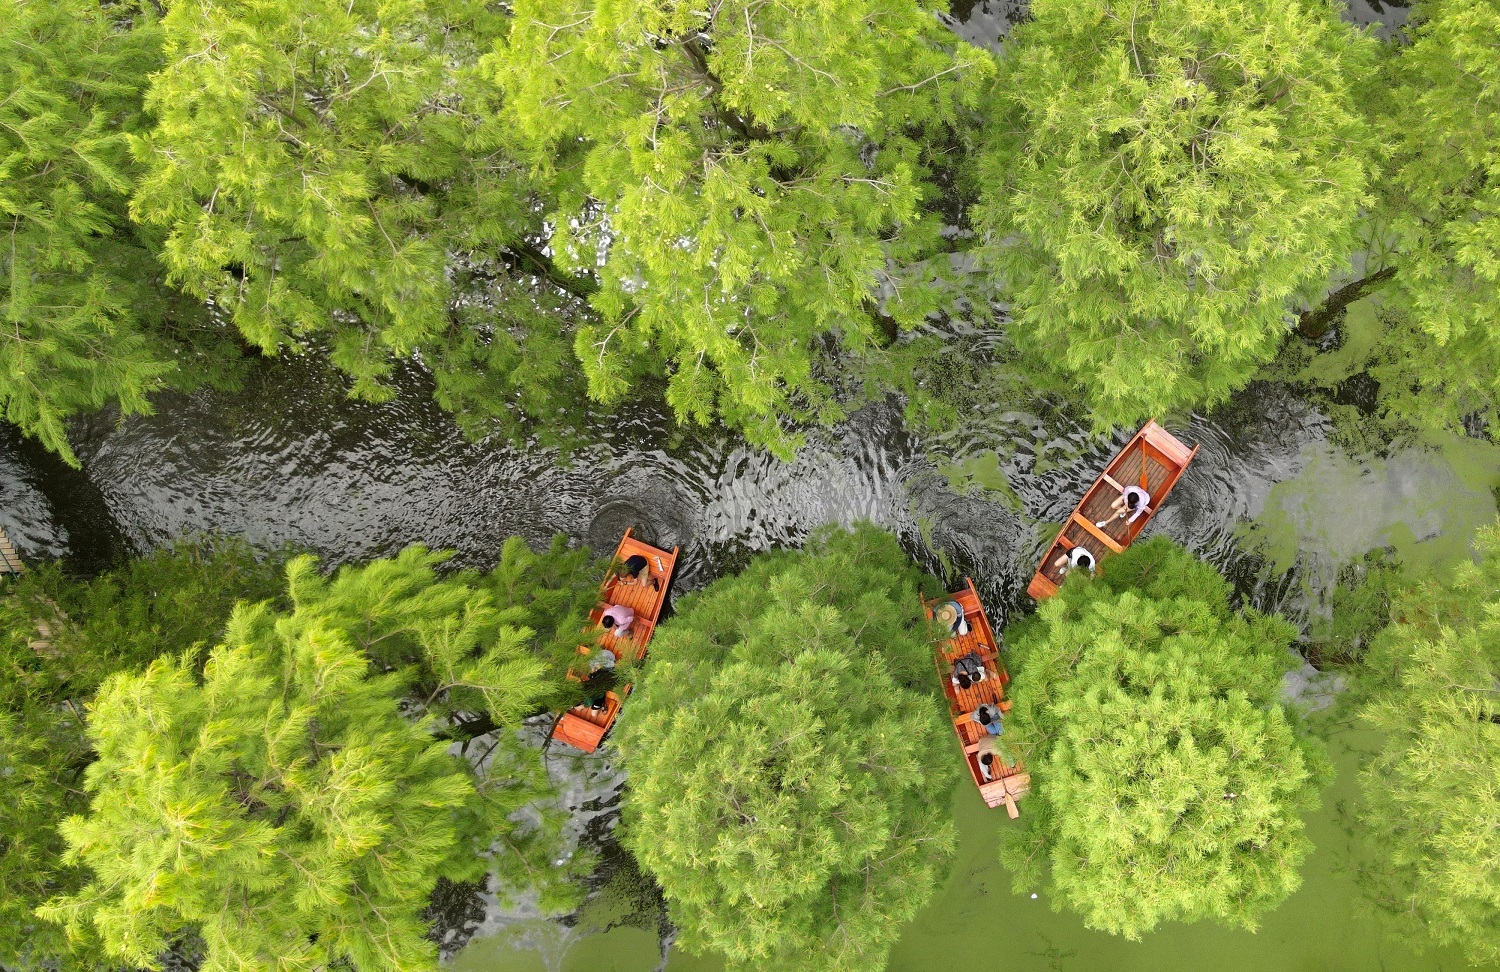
<box><xmin>1026</xmin><ymin>420</ymin><xmax>1198</xmax><ymax>601</ymax></box>
<box><xmin>924</xmin><ymin>579</ymin><xmax>1031</xmax><ymax>817</ymax></box>
<box><xmin>550</xmin><ymin>529</ymin><xmax>679</xmax><ymax>753</ymax></box>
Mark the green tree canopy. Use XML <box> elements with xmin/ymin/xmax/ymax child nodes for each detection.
<box><xmin>616</xmin><ymin>525</ymin><xmax>957</xmax><ymax>971</ymax></box>
<box><xmin>1356</xmin><ymin>521</ymin><xmax>1500</xmax><ymax>963</ymax></box>
<box><xmin>489</xmin><ymin>0</ymin><xmax>991</xmax><ymax>454</ymax></box>
<box><xmin>1363</xmin><ymin>0</ymin><xmax>1500</xmax><ymax>438</ymax></box>
<box><xmin>973</xmin><ymin>0</ymin><xmax>1375</xmax><ymax>428</ymax></box>
<box><xmin>38</xmin><ymin>541</ymin><xmax>597</xmax><ymax>972</ymax></box>
<box><xmin>0</xmin><ymin>539</ymin><xmax>290</xmax><ymax>972</ymax></box>
<box><xmin>131</xmin><ymin>0</ymin><xmax>589</xmax><ymax>443</ymax></box>
<box><xmin>0</xmin><ymin>0</ymin><xmax>181</xmax><ymax>464</ymax></box>
<box><xmin>1000</xmin><ymin>538</ymin><xmax>1326</xmax><ymax>939</ymax></box>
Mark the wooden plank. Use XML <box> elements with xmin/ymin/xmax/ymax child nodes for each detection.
<box><xmin>0</xmin><ymin>526</ymin><xmax>23</xmax><ymax>574</ymax></box>
<box><xmin>1070</xmin><ymin>513</ymin><xmax>1126</xmax><ymax>554</ymax></box>
<box><xmin>1100</xmin><ymin>472</ymin><xmax>1124</xmax><ymax>492</ymax></box>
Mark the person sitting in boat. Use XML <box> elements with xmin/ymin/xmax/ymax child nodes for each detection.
<box><xmin>950</xmin><ymin>653</ymin><xmax>984</xmax><ymax>690</ymax></box>
<box><xmin>615</xmin><ymin>554</ymin><xmax>660</xmax><ymax>591</ymax></box>
<box><xmin>587</xmin><ymin>647</ymin><xmax>617</xmax><ymax>673</ymax></box>
<box><xmin>1051</xmin><ymin>546</ymin><xmax>1096</xmax><ymax>577</ymax></box>
<box><xmin>976</xmin><ymin>735</ymin><xmax>1018</xmax><ymax>780</ymax></box>
<box><xmin>933</xmin><ymin>600</ymin><xmax>970</xmax><ymax>636</ymax></box>
<box><xmin>971</xmin><ymin>703</ymin><xmax>1004</xmax><ymax>736</ymax></box>
<box><xmin>1097</xmin><ymin>484</ymin><xmax>1152</xmax><ymax>528</ymax></box>
<box><xmin>600</xmin><ymin>603</ymin><xmax>635</xmax><ymax>635</ymax></box>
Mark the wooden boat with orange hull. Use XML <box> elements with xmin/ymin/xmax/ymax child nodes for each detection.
<box><xmin>551</xmin><ymin>529</ymin><xmax>679</xmax><ymax>754</ymax></box>
<box><xmin>1026</xmin><ymin>420</ymin><xmax>1198</xmax><ymax>601</ymax></box>
<box><xmin>924</xmin><ymin>579</ymin><xmax>1031</xmax><ymax>817</ymax></box>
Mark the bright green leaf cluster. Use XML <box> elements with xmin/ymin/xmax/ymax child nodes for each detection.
<box><xmin>973</xmin><ymin>0</ymin><xmax>1376</xmax><ymax>428</ymax></box>
<box><xmin>1366</xmin><ymin>0</ymin><xmax>1500</xmax><ymax>437</ymax></box>
<box><xmin>1357</xmin><ymin>520</ymin><xmax>1500</xmax><ymax>964</ymax></box>
<box><xmin>0</xmin><ymin>538</ymin><xmax>290</xmax><ymax>972</ymax></box>
<box><xmin>131</xmin><ymin>0</ymin><xmax>591</xmax><ymax>441</ymax></box>
<box><xmin>489</xmin><ymin>0</ymin><xmax>991</xmax><ymax>455</ymax></box>
<box><xmin>617</xmin><ymin>525</ymin><xmax>957</xmax><ymax>972</ymax></box>
<box><xmin>37</xmin><ymin>542</ymin><xmax>594</xmax><ymax>972</ymax></box>
<box><xmin>0</xmin><ymin>0</ymin><xmax>175</xmax><ymax>464</ymax></box>
<box><xmin>1001</xmin><ymin>538</ymin><xmax>1327</xmax><ymax>939</ymax></box>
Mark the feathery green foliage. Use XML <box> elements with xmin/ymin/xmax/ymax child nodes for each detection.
<box><xmin>1356</xmin><ymin>520</ymin><xmax>1500</xmax><ymax>963</ymax></box>
<box><xmin>1001</xmin><ymin>538</ymin><xmax>1326</xmax><ymax>939</ymax></box>
<box><xmin>973</xmin><ymin>0</ymin><xmax>1375</xmax><ymax>429</ymax></box>
<box><xmin>132</xmin><ymin>0</ymin><xmax>590</xmax><ymax>443</ymax></box>
<box><xmin>0</xmin><ymin>0</ymin><xmax>174</xmax><ymax>464</ymax></box>
<box><xmin>1365</xmin><ymin>0</ymin><xmax>1500</xmax><ymax>437</ymax></box>
<box><xmin>39</xmin><ymin>542</ymin><xmax>596</xmax><ymax>972</ymax></box>
<box><xmin>617</xmin><ymin>525</ymin><xmax>956</xmax><ymax>972</ymax></box>
<box><xmin>0</xmin><ymin>539</ymin><xmax>289</xmax><ymax>972</ymax></box>
<box><xmin>489</xmin><ymin>0</ymin><xmax>992</xmax><ymax>455</ymax></box>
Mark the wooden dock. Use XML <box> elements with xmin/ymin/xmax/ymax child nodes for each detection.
<box><xmin>0</xmin><ymin>525</ymin><xmax>25</xmax><ymax>574</ymax></box>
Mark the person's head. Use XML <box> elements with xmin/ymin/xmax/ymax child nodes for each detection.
<box><xmin>980</xmin><ymin>753</ymin><xmax>994</xmax><ymax>767</ymax></box>
<box><xmin>1075</xmin><ymin>550</ymin><xmax>1094</xmax><ymax>569</ymax></box>
<box><xmin>956</xmin><ymin>671</ymin><xmax>971</xmax><ymax>689</ymax></box>
<box><xmin>977</xmin><ymin>707</ymin><xmax>992</xmax><ymax>725</ymax></box>
<box><xmin>1126</xmin><ymin>491</ymin><xmax>1141</xmax><ymax>509</ymax></box>
<box><xmin>601</xmin><ymin>614</ymin><xmax>617</xmax><ymax>629</ymax></box>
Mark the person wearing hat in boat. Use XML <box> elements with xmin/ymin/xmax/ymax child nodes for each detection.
<box><xmin>971</xmin><ymin>702</ymin><xmax>1004</xmax><ymax>736</ymax></box>
<box><xmin>1097</xmin><ymin>484</ymin><xmax>1152</xmax><ymax>529</ymax></box>
<box><xmin>1051</xmin><ymin>545</ymin><xmax>1096</xmax><ymax>577</ymax></box>
<box><xmin>934</xmin><ymin>600</ymin><xmax>970</xmax><ymax>637</ymax></box>
<box><xmin>600</xmin><ymin>602</ymin><xmax>635</xmax><ymax>635</ymax></box>
<box><xmin>615</xmin><ymin>554</ymin><xmax>660</xmax><ymax>591</ymax></box>
<box><xmin>975</xmin><ymin>734</ymin><xmax>1018</xmax><ymax>782</ymax></box>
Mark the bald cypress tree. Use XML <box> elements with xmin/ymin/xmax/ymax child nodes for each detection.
<box><xmin>972</xmin><ymin>0</ymin><xmax>1376</xmax><ymax>429</ymax></box>
<box><xmin>1356</xmin><ymin>521</ymin><xmax>1500</xmax><ymax>963</ymax></box>
<box><xmin>1</xmin><ymin>539</ymin><xmax>289</xmax><ymax>972</ymax></box>
<box><xmin>1361</xmin><ymin>0</ymin><xmax>1500</xmax><ymax>438</ymax></box>
<box><xmin>617</xmin><ymin>525</ymin><xmax>957</xmax><ymax>972</ymax></box>
<box><xmin>1</xmin><ymin>0</ymin><xmax>178</xmax><ymax>464</ymax></box>
<box><xmin>1000</xmin><ymin>539</ymin><xmax>1327</xmax><ymax>939</ymax></box>
<box><xmin>131</xmin><ymin>0</ymin><xmax>591</xmax><ymax>445</ymax></box>
<box><xmin>39</xmin><ymin>543</ymin><xmax>596</xmax><ymax>972</ymax></box>
<box><xmin>488</xmin><ymin>0</ymin><xmax>991</xmax><ymax>455</ymax></box>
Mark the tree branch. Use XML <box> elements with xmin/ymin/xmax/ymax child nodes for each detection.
<box><xmin>1298</xmin><ymin>265</ymin><xmax>1398</xmax><ymax>340</ymax></box>
<box><xmin>501</xmin><ymin>240</ymin><xmax>599</xmax><ymax>299</ymax></box>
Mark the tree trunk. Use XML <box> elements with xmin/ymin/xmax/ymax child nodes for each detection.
<box><xmin>502</xmin><ymin>240</ymin><xmax>599</xmax><ymax>300</ymax></box>
<box><xmin>863</xmin><ymin>298</ymin><xmax>900</xmax><ymax>348</ymax></box>
<box><xmin>1298</xmin><ymin>265</ymin><xmax>1398</xmax><ymax>341</ymax></box>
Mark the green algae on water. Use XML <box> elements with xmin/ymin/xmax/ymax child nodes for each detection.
<box><xmin>938</xmin><ymin>450</ymin><xmax>1025</xmax><ymax>512</ymax></box>
<box><xmin>1240</xmin><ymin>431</ymin><xmax>1500</xmax><ymax>578</ymax></box>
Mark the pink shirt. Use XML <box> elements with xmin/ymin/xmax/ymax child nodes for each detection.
<box><xmin>601</xmin><ymin>603</ymin><xmax>634</xmax><ymax>633</ymax></box>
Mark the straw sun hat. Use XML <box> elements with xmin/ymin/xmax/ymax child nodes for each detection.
<box><xmin>934</xmin><ymin>601</ymin><xmax>962</xmax><ymax>630</ymax></box>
